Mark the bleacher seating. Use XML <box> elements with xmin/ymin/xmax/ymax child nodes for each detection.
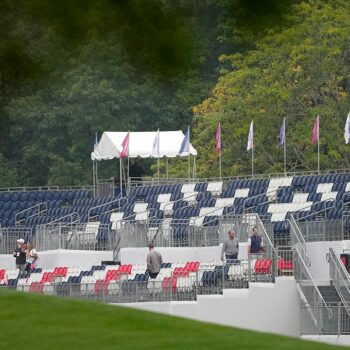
<box><xmin>1</xmin><ymin>172</ymin><xmax>350</xmax><ymax>244</ymax></box>
<box><xmin>0</xmin><ymin>257</ymin><xmax>292</xmax><ymax>299</ymax></box>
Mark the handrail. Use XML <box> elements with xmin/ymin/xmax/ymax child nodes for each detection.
<box><xmin>113</xmin><ymin>207</ymin><xmax>158</xmax><ymax>230</ymax></box>
<box><xmin>328</xmin><ymin>248</ymin><xmax>350</xmax><ymax>316</ymax></box>
<box><xmin>294</xmin><ymin>199</ymin><xmax>336</xmax><ymax>222</ymax></box>
<box><xmin>294</xmin><ymin>245</ymin><xmax>332</xmax><ymax>318</ymax></box>
<box><xmin>243</xmin><ymin>188</ymin><xmax>286</xmax><ymax>214</ymax></box>
<box><xmin>163</xmin><ymin>191</ymin><xmax>205</xmax><ymax>213</ymax></box>
<box><xmin>255</xmin><ymin>213</ymin><xmax>276</xmax><ymax>254</ymax></box>
<box><xmin>88</xmin><ymin>196</ymin><xmax>127</xmax><ymax>221</ymax></box>
<box><xmin>15</xmin><ymin>202</ymin><xmax>48</xmax><ymax>224</ymax></box>
<box><xmin>44</xmin><ymin>212</ymin><xmax>81</xmax><ymax>226</ymax></box>
<box><xmin>288</xmin><ymin>215</ymin><xmax>309</xmax><ymax>265</ymax></box>
<box><xmin>0</xmin><ymin>185</ymin><xmax>93</xmax><ymax>193</ymax></box>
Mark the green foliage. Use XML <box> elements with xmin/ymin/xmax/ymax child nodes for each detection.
<box><xmin>193</xmin><ymin>0</ymin><xmax>350</xmax><ymax>177</ymax></box>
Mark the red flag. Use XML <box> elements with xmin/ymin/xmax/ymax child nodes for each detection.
<box><xmin>216</xmin><ymin>123</ymin><xmax>221</xmax><ymax>156</ymax></box>
<box><xmin>120</xmin><ymin>132</ymin><xmax>129</xmax><ymax>158</ymax></box>
<box><xmin>311</xmin><ymin>115</ymin><xmax>319</xmax><ymax>144</ymax></box>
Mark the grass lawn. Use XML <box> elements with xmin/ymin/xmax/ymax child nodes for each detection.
<box><xmin>0</xmin><ymin>289</ymin><xmax>344</xmax><ymax>350</ymax></box>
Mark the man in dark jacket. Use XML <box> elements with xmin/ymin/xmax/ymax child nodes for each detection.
<box><xmin>13</xmin><ymin>238</ymin><xmax>26</xmax><ymax>273</ymax></box>
<box><xmin>247</xmin><ymin>226</ymin><xmax>264</xmax><ymax>257</ymax></box>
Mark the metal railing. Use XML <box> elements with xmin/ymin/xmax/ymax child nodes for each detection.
<box><xmin>288</xmin><ymin>214</ymin><xmax>309</xmax><ymax>264</ymax></box>
<box><xmin>328</xmin><ymin>248</ymin><xmax>350</xmax><ymax>308</ymax></box>
<box><xmin>88</xmin><ymin>197</ymin><xmax>126</xmax><ymax>221</ymax></box>
<box><xmin>294</xmin><ymin>244</ymin><xmax>332</xmax><ymax>332</ymax></box>
<box><xmin>129</xmin><ymin>168</ymin><xmax>350</xmax><ymax>188</ymax></box>
<box><xmin>0</xmin><ymin>227</ymin><xmax>34</xmax><ymax>254</ymax></box>
<box><xmin>33</xmin><ymin>223</ymin><xmax>114</xmax><ymax>251</ymax></box>
<box><xmin>15</xmin><ymin>202</ymin><xmax>48</xmax><ymax>225</ymax></box>
<box><xmin>301</xmin><ymin>303</ymin><xmax>350</xmax><ymax>335</ymax></box>
<box><xmin>1</xmin><ymin>254</ymin><xmax>281</xmax><ymax>303</ymax></box>
<box><xmin>0</xmin><ymin>185</ymin><xmax>93</xmax><ymax>193</ymax></box>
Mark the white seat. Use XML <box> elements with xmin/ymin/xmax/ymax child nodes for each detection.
<box><xmin>215</xmin><ymin>198</ymin><xmax>235</xmax><ymax>208</ymax></box>
<box><xmin>316</xmin><ymin>183</ymin><xmax>333</xmax><ymax>193</ymax></box>
<box><xmin>207</xmin><ymin>182</ymin><xmax>223</xmax><ymax>196</ymax></box>
<box><xmin>292</xmin><ymin>193</ymin><xmax>309</xmax><ymax>203</ymax></box>
<box><xmin>271</xmin><ymin>212</ymin><xmax>287</xmax><ymax>222</ymax></box>
<box><xmin>133</xmin><ymin>203</ymin><xmax>148</xmax><ymax>213</ymax></box>
<box><xmin>181</xmin><ymin>184</ymin><xmax>196</xmax><ymax>193</ymax></box>
<box><xmin>234</xmin><ymin>188</ymin><xmax>250</xmax><ymax>198</ymax></box>
<box><xmin>157</xmin><ymin>193</ymin><xmax>172</xmax><ymax>203</ymax></box>
<box><xmin>135</xmin><ymin>211</ymin><xmax>149</xmax><ymax>221</ymax></box>
<box><xmin>321</xmin><ymin>192</ymin><xmax>337</xmax><ymax>201</ymax></box>
<box><xmin>110</xmin><ymin>212</ymin><xmax>124</xmax><ymax>230</ymax></box>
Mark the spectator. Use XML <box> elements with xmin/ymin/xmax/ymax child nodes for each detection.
<box><xmin>26</xmin><ymin>242</ymin><xmax>39</xmax><ymax>273</ymax></box>
<box><xmin>12</xmin><ymin>238</ymin><xmax>26</xmax><ymax>273</ymax></box>
<box><xmin>146</xmin><ymin>244</ymin><xmax>163</xmax><ymax>279</ymax></box>
<box><xmin>247</xmin><ymin>226</ymin><xmax>264</xmax><ymax>257</ymax></box>
<box><xmin>221</xmin><ymin>230</ymin><xmax>239</xmax><ymax>263</ymax></box>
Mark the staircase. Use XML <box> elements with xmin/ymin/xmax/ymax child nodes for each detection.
<box><xmin>318</xmin><ymin>285</ymin><xmax>350</xmax><ymax>334</ymax></box>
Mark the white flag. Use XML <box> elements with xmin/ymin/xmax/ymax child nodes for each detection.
<box><xmin>152</xmin><ymin>129</ymin><xmax>160</xmax><ymax>157</ymax></box>
<box><xmin>247</xmin><ymin>120</ymin><xmax>254</xmax><ymax>151</ymax></box>
<box><xmin>345</xmin><ymin>112</ymin><xmax>350</xmax><ymax>144</ymax></box>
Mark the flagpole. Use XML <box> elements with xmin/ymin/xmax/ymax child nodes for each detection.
<box><xmin>318</xmin><ymin>116</ymin><xmax>320</xmax><ymax>174</ymax></box>
<box><xmin>284</xmin><ymin>118</ymin><xmax>287</xmax><ymax>177</ymax></box>
<box><xmin>251</xmin><ymin>147</ymin><xmax>254</xmax><ymax>178</ymax></box>
<box><xmin>92</xmin><ymin>160</ymin><xmax>96</xmax><ymax>198</ymax></box>
<box><xmin>219</xmin><ymin>150</ymin><xmax>222</xmax><ymax>180</ymax></box>
<box><xmin>166</xmin><ymin>157</ymin><xmax>169</xmax><ymax>179</ymax></box>
<box><xmin>119</xmin><ymin>158</ymin><xmax>123</xmax><ymax>195</ymax></box>
<box><xmin>157</xmin><ymin>131</ymin><xmax>160</xmax><ymax>183</ymax></box>
<box><xmin>127</xmin><ymin>131</ymin><xmax>130</xmax><ymax>192</ymax></box>
<box><xmin>188</xmin><ymin>155</ymin><xmax>191</xmax><ymax>181</ymax></box>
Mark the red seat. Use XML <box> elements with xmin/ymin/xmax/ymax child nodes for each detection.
<box><xmin>53</xmin><ymin>267</ymin><xmax>68</xmax><ymax>277</ymax></box>
<box><xmin>41</xmin><ymin>272</ymin><xmax>56</xmax><ymax>283</ymax></box>
<box><xmin>118</xmin><ymin>264</ymin><xmax>132</xmax><ymax>274</ymax></box>
<box><xmin>173</xmin><ymin>267</ymin><xmax>189</xmax><ymax>278</ymax></box>
<box><xmin>29</xmin><ymin>282</ymin><xmax>43</xmax><ymax>293</ymax></box>
<box><xmin>105</xmin><ymin>270</ymin><xmax>117</xmax><ymax>281</ymax></box>
<box><xmin>255</xmin><ymin>259</ymin><xmax>272</xmax><ymax>274</ymax></box>
<box><xmin>0</xmin><ymin>269</ymin><xmax>5</xmax><ymax>280</ymax></box>
<box><xmin>95</xmin><ymin>280</ymin><xmax>110</xmax><ymax>295</ymax></box>
<box><xmin>161</xmin><ymin>277</ymin><xmax>177</xmax><ymax>293</ymax></box>
<box><xmin>184</xmin><ymin>262</ymin><xmax>200</xmax><ymax>272</ymax></box>
<box><xmin>278</xmin><ymin>258</ymin><xmax>293</xmax><ymax>271</ymax></box>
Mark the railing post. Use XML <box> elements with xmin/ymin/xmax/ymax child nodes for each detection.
<box><xmin>338</xmin><ymin>302</ymin><xmax>341</xmax><ymax>337</ymax></box>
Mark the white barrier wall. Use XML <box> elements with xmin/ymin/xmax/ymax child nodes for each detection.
<box><xmin>122</xmin><ymin>277</ymin><xmax>300</xmax><ymax>337</ymax></box>
<box><xmin>0</xmin><ymin>249</ymin><xmax>113</xmax><ymax>269</ymax></box>
<box><xmin>305</xmin><ymin>240</ymin><xmax>350</xmax><ymax>280</ymax></box>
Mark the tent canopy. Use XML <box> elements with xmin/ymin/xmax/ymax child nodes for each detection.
<box><xmin>91</xmin><ymin>131</ymin><xmax>197</xmax><ymax>160</ymax></box>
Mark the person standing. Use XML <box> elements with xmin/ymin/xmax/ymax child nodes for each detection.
<box><xmin>247</xmin><ymin>226</ymin><xmax>264</xmax><ymax>256</ymax></box>
<box><xmin>221</xmin><ymin>230</ymin><xmax>239</xmax><ymax>263</ymax></box>
<box><xmin>12</xmin><ymin>238</ymin><xmax>27</xmax><ymax>273</ymax></box>
<box><xmin>25</xmin><ymin>242</ymin><xmax>39</xmax><ymax>273</ymax></box>
<box><xmin>146</xmin><ymin>244</ymin><xmax>163</xmax><ymax>279</ymax></box>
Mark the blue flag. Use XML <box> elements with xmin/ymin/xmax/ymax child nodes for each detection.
<box><xmin>179</xmin><ymin>127</ymin><xmax>190</xmax><ymax>154</ymax></box>
<box><xmin>279</xmin><ymin>118</ymin><xmax>285</xmax><ymax>146</ymax></box>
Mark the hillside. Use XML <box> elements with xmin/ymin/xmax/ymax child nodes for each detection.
<box><xmin>0</xmin><ymin>289</ymin><xmax>343</xmax><ymax>350</ymax></box>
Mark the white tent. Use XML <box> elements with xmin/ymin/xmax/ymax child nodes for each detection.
<box><xmin>91</xmin><ymin>131</ymin><xmax>197</xmax><ymax>160</ymax></box>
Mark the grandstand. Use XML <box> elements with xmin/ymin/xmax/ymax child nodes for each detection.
<box><xmin>2</xmin><ymin>170</ymin><xmax>350</xmax><ymax>344</ymax></box>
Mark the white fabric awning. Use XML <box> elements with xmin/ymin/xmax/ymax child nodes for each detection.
<box><xmin>91</xmin><ymin>131</ymin><xmax>197</xmax><ymax>160</ymax></box>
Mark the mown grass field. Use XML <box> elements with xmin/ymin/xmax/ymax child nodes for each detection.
<box><xmin>0</xmin><ymin>289</ymin><xmax>344</xmax><ymax>350</ymax></box>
